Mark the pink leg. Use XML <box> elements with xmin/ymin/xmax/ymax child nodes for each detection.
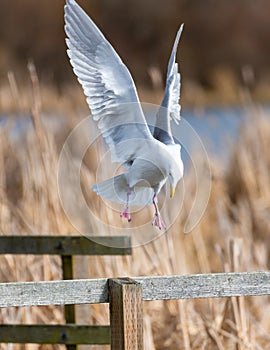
<box><xmin>152</xmin><ymin>195</ymin><xmax>166</xmax><ymax>230</ymax></box>
<box><xmin>120</xmin><ymin>188</ymin><xmax>132</xmax><ymax>222</ymax></box>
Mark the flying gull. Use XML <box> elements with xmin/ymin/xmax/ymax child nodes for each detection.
<box><xmin>64</xmin><ymin>0</ymin><xmax>184</xmax><ymax>229</ymax></box>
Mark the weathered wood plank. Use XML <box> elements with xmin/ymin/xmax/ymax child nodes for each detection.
<box><xmin>0</xmin><ymin>325</ymin><xmax>110</xmax><ymax>344</ymax></box>
<box><xmin>0</xmin><ymin>271</ymin><xmax>269</xmax><ymax>307</ymax></box>
<box><xmin>109</xmin><ymin>278</ymin><xmax>143</xmax><ymax>350</ymax></box>
<box><xmin>138</xmin><ymin>271</ymin><xmax>270</xmax><ymax>300</ymax></box>
<box><xmin>0</xmin><ymin>236</ymin><xmax>131</xmax><ymax>255</ymax></box>
<box><xmin>0</xmin><ymin>278</ymin><xmax>108</xmax><ymax>307</ymax></box>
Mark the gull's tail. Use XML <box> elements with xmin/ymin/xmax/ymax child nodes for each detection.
<box><xmin>92</xmin><ymin>174</ymin><xmax>153</xmax><ymax>206</ymax></box>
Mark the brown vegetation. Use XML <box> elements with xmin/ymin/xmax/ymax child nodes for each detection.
<box><xmin>0</xmin><ymin>0</ymin><xmax>270</xmax><ymax>95</ymax></box>
<box><xmin>1</xmin><ymin>1</ymin><xmax>270</xmax><ymax>347</ymax></box>
<box><xmin>0</xmin><ymin>69</ymin><xmax>270</xmax><ymax>349</ymax></box>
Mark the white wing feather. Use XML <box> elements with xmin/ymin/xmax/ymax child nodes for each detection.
<box><xmin>153</xmin><ymin>24</ymin><xmax>183</xmax><ymax>145</ymax></box>
<box><xmin>163</xmin><ymin>24</ymin><xmax>183</xmax><ymax>124</ymax></box>
<box><xmin>64</xmin><ymin>0</ymin><xmax>153</xmax><ymax>163</ymax></box>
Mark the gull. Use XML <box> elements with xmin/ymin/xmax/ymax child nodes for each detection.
<box><xmin>64</xmin><ymin>0</ymin><xmax>184</xmax><ymax>229</ymax></box>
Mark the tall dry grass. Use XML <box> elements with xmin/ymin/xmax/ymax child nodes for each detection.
<box><xmin>0</xmin><ymin>72</ymin><xmax>270</xmax><ymax>350</ymax></box>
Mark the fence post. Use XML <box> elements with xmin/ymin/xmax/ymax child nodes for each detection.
<box><xmin>109</xmin><ymin>278</ymin><xmax>143</xmax><ymax>350</ymax></box>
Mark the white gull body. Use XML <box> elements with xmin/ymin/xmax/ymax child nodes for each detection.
<box><xmin>64</xmin><ymin>0</ymin><xmax>184</xmax><ymax>229</ymax></box>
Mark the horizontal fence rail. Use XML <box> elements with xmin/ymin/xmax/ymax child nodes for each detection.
<box><xmin>0</xmin><ymin>235</ymin><xmax>133</xmax><ymax>348</ymax></box>
<box><xmin>0</xmin><ymin>235</ymin><xmax>131</xmax><ymax>255</ymax></box>
<box><xmin>0</xmin><ymin>325</ymin><xmax>110</xmax><ymax>345</ymax></box>
<box><xmin>0</xmin><ymin>271</ymin><xmax>269</xmax><ymax>308</ymax></box>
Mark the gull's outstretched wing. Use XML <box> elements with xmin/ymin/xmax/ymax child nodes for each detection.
<box><xmin>153</xmin><ymin>24</ymin><xmax>184</xmax><ymax>145</ymax></box>
<box><xmin>64</xmin><ymin>0</ymin><xmax>153</xmax><ymax>163</ymax></box>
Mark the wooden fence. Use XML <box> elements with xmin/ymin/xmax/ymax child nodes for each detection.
<box><xmin>0</xmin><ymin>271</ymin><xmax>270</xmax><ymax>349</ymax></box>
<box><xmin>0</xmin><ymin>235</ymin><xmax>131</xmax><ymax>348</ymax></box>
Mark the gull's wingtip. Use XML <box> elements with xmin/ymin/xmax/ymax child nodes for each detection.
<box><xmin>66</xmin><ymin>0</ymin><xmax>76</xmax><ymax>5</ymax></box>
<box><xmin>171</xmin><ymin>23</ymin><xmax>184</xmax><ymax>53</ymax></box>
<box><xmin>64</xmin><ymin>0</ymin><xmax>72</xmax><ymax>14</ymax></box>
<box><xmin>65</xmin><ymin>0</ymin><xmax>79</xmax><ymax>12</ymax></box>
<box><xmin>177</xmin><ymin>23</ymin><xmax>184</xmax><ymax>39</ymax></box>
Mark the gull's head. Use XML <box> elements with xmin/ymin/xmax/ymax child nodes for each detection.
<box><xmin>166</xmin><ymin>144</ymin><xmax>184</xmax><ymax>198</ymax></box>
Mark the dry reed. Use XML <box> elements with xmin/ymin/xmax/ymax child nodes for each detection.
<box><xmin>0</xmin><ymin>73</ymin><xmax>270</xmax><ymax>349</ymax></box>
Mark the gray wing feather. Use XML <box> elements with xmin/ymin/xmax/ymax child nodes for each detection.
<box><xmin>154</xmin><ymin>24</ymin><xmax>183</xmax><ymax>145</ymax></box>
<box><xmin>64</xmin><ymin>0</ymin><xmax>153</xmax><ymax>163</ymax></box>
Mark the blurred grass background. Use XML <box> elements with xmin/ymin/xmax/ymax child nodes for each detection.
<box><xmin>0</xmin><ymin>0</ymin><xmax>270</xmax><ymax>108</ymax></box>
<box><xmin>0</xmin><ymin>1</ymin><xmax>270</xmax><ymax>349</ymax></box>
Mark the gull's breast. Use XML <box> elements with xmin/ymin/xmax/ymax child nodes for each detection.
<box><xmin>126</xmin><ymin>157</ymin><xmax>166</xmax><ymax>189</ymax></box>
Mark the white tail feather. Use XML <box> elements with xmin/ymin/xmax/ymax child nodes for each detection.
<box><xmin>92</xmin><ymin>174</ymin><xmax>153</xmax><ymax>206</ymax></box>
